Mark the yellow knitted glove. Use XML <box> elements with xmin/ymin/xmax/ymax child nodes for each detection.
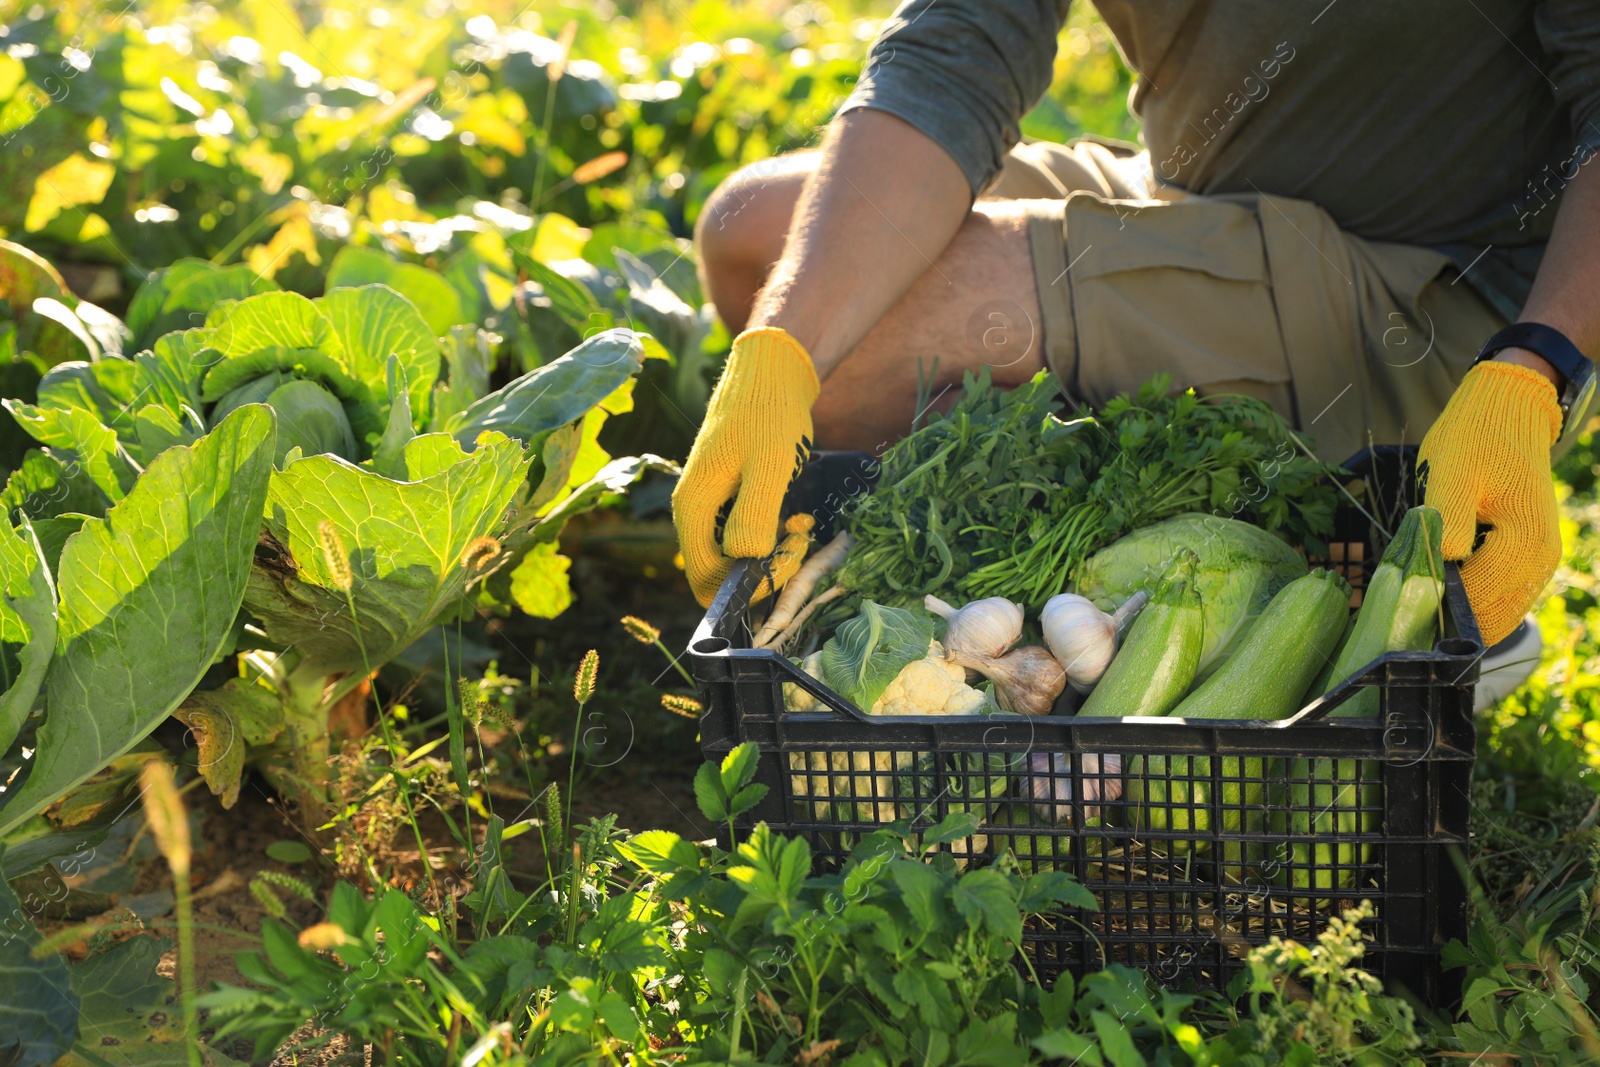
<box><xmin>673</xmin><ymin>327</ymin><xmax>820</xmax><ymax>606</ymax></box>
<box><xmin>1418</xmin><ymin>360</ymin><xmax>1562</xmax><ymax>646</ymax></box>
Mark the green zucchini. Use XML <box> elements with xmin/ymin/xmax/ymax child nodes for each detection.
<box><xmin>1078</xmin><ymin>550</ymin><xmax>1204</xmax><ymax>718</ymax></box>
<box><xmin>1169</xmin><ymin>567</ymin><xmax>1352</xmax><ymax>721</ymax></box>
<box><xmin>1129</xmin><ymin>569</ymin><xmax>1352</xmax><ymax>868</ymax></box>
<box><xmin>1320</xmin><ymin>505</ymin><xmax>1445</xmax><ymax>718</ymax></box>
<box><xmin>1278</xmin><ymin>507</ymin><xmax>1445</xmax><ymax>898</ymax></box>
<box><xmin>985</xmin><ymin>800</ymin><xmax>1106</xmax><ymax>877</ymax></box>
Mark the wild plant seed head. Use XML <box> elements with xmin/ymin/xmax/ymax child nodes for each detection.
<box><xmin>139</xmin><ymin>761</ymin><xmax>190</xmax><ymax>876</ymax></box>
<box><xmin>621</xmin><ymin>615</ymin><xmax>661</xmax><ymax>644</ymax></box>
<box><xmin>319</xmin><ymin>520</ymin><xmax>354</xmax><ymax>591</ymax></box>
<box><xmin>574</xmin><ymin>650</ymin><xmax>599</xmax><ymax>702</ymax></box>
<box><xmin>660</xmin><ymin>693</ymin><xmax>703</xmax><ymax>719</ymax></box>
<box><xmin>249</xmin><ymin>879</ymin><xmax>287</xmax><ymax>919</ymax></box>
<box><xmin>298</xmin><ymin>922</ymin><xmax>352</xmax><ymax>949</ymax></box>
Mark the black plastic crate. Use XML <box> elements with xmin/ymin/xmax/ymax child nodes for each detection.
<box><xmin>690</xmin><ymin>448</ymin><xmax>1481</xmax><ymax>1006</ymax></box>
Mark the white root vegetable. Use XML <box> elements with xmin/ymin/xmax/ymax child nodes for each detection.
<box><xmin>1041</xmin><ymin>590</ymin><xmax>1149</xmax><ymax>693</ymax></box>
<box><xmin>923</xmin><ymin>595</ymin><xmax>1024</xmax><ymax>661</ymax></box>
<box><xmin>948</xmin><ymin>645</ymin><xmax>1067</xmax><ymax>716</ymax></box>
<box><xmin>1029</xmin><ymin>751</ymin><xmax>1124</xmax><ymax>823</ymax></box>
<box><xmin>753</xmin><ymin>531</ymin><xmax>854</xmax><ymax>649</ymax></box>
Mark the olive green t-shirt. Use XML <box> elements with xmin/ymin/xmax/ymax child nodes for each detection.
<box><xmin>842</xmin><ymin>0</ymin><xmax>1600</xmax><ymax>320</ymax></box>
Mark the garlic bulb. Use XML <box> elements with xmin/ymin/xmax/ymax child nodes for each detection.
<box><xmin>924</xmin><ymin>595</ymin><xmax>1024</xmax><ymax>661</ymax></box>
<box><xmin>948</xmin><ymin>645</ymin><xmax>1066</xmax><ymax>716</ymax></box>
<box><xmin>1029</xmin><ymin>751</ymin><xmax>1124</xmax><ymax>823</ymax></box>
<box><xmin>1041</xmin><ymin>591</ymin><xmax>1149</xmax><ymax>693</ymax></box>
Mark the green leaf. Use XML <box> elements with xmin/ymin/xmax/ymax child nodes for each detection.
<box><xmin>537</xmin><ymin>453</ymin><xmax>661</xmax><ymax>534</ymax></box>
<box><xmin>398</xmin><ymin>432</ymin><xmax>476</xmax><ymax>480</ymax></box>
<box><xmin>125</xmin><ymin>259</ymin><xmax>214</xmax><ymax>344</ymax></box>
<box><xmin>818</xmin><ymin>601</ymin><xmax>934</xmax><ymax>711</ymax></box>
<box><xmin>727</xmin><ymin>783</ymin><xmax>768</xmax><ymax>820</ymax></box>
<box><xmin>208</xmin><ymin>290</ymin><xmax>339</xmax><ymax>359</ymax></box>
<box><xmin>890</xmin><ymin>859</ymin><xmax>944</xmax><ymax>932</ymax></box>
<box><xmin>919</xmin><ymin>811</ymin><xmax>982</xmax><ymax>851</ymax></box>
<box><xmin>146</xmin><ymin>264</ymin><xmax>278</xmax><ymax>347</ymax></box>
<box><xmin>140</xmin><ymin>328</ymin><xmax>221</xmax><ymax>412</ymax></box>
<box><xmin>0</xmin><ymin>517</ymin><xmax>55</xmax><ymax>756</ymax></box>
<box><xmin>445</xmin><ymin>329</ymin><xmax>642</xmax><ymax>447</ymax></box>
<box><xmin>598</xmin><ymin>989</ymin><xmax>640</xmax><ymax>1043</ymax></box>
<box><xmin>36</xmin><ymin>358</ymin><xmax>148</xmax><ymax>446</ymax></box>
<box><xmin>315</xmin><ymin>284</ymin><xmax>440</xmax><ymax>429</ymax></box>
<box><xmin>892</xmin><ymin>964</ymin><xmax>954</xmax><ymax>1029</ymax></box>
<box><xmin>719</xmin><ymin>741</ymin><xmax>761</xmax><ymax>797</ymax></box>
<box><xmin>551</xmin><ymin>986</ymin><xmax>594</xmax><ymax>1032</ymax></box>
<box><xmin>507</xmin><ymin>541</ymin><xmax>572</xmax><ymax>618</ymax></box>
<box><xmin>693</xmin><ymin>760</ymin><xmax>726</xmax><ymax>822</ymax></box>
<box><xmin>370</xmin><ymin>357</ymin><xmax>414</xmax><ymax>478</ymax></box>
<box><xmin>432</xmin><ymin>326</ymin><xmax>495</xmax><ymax>429</ymax></box>
<box><xmin>1091</xmin><ymin>1008</ymin><xmax>1147</xmax><ymax>1067</ymax></box>
<box><xmin>264</xmin><ymin>840</ymin><xmax>312</xmax><ymax>864</ymax></box>
<box><xmin>69</xmin><ymin>935</ymin><xmax>180</xmax><ymax>1043</ymax></box>
<box><xmin>326</xmin><ymin>245</ymin><xmax>467</xmax><ymax>336</ymax></box>
<box><xmin>0</xmin><ymin>874</ymin><xmax>78</xmax><ymax>1066</ymax></box>
<box><xmin>615</xmin><ymin>829</ymin><xmax>700</xmax><ymax>877</ymax></box>
<box><xmin>1020</xmin><ymin>870</ymin><xmax>1098</xmax><ymax>914</ymax></box>
<box><xmin>0</xmin><ymin>405</ymin><xmax>276</xmax><ymax>836</ymax></box>
<box><xmin>265</xmin><ymin>379</ymin><xmax>358</xmax><ymax>463</ymax></box>
<box><xmin>508</xmin><ymin>248</ymin><xmax>604</xmax><ymax>331</ymax></box>
<box><xmin>1032</xmin><ymin>1031</ymin><xmax>1102</xmax><ymax>1065</ymax></box>
<box><xmin>244</xmin><ymin>432</ymin><xmax>531</xmax><ymax>677</ymax></box>
<box><xmin>1038</xmin><ymin>972</ymin><xmax>1076</xmax><ymax>1030</ymax></box>
<box><xmin>951</xmin><ymin>867</ymin><xmax>1022</xmax><ymax>943</ymax></box>
<box><xmin>2</xmin><ymin>401</ymin><xmax>134</xmax><ymax>502</ymax></box>
<box><xmin>1</xmin><ymin>449</ymin><xmax>104</xmax><ymax>520</ymax></box>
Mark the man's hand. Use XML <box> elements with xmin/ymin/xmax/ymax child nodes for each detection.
<box><xmin>1418</xmin><ymin>359</ymin><xmax>1562</xmax><ymax>646</ymax></box>
<box><xmin>673</xmin><ymin>327</ymin><xmax>819</xmax><ymax>606</ymax></box>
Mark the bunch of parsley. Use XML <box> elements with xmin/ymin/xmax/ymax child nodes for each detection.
<box><xmin>838</xmin><ymin>372</ymin><xmax>1343</xmax><ymax>613</ymax></box>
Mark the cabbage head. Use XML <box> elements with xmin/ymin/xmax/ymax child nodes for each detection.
<box><xmin>1074</xmin><ymin>513</ymin><xmax>1307</xmax><ymax>674</ymax></box>
<box><xmin>202</xmin><ymin>347</ymin><xmax>364</xmax><ymax>464</ymax></box>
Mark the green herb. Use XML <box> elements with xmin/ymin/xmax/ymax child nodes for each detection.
<box><xmin>839</xmin><ymin>370</ymin><xmax>1343</xmax><ymax>612</ymax></box>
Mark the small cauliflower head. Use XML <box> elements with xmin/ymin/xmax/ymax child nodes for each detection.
<box><xmin>870</xmin><ymin>641</ymin><xmax>986</xmax><ymax>716</ymax></box>
<box><xmin>784</xmin><ymin>642</ymin><xmax>985</xmax><ymax>716</ymax></box>
<box><xmin>783</xmin><ymin>651</ymin><xmax>826</xmax><ymax>712</ymax></box>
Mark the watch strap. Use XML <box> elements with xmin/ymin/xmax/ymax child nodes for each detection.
<box><xmin>1472</xmin><ymin>321</ymin><xmax>1591</xmax><ymax>390</ymax></box>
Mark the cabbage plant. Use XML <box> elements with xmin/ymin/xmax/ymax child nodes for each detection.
<box><xmin>0</xmin><ymin>265</ymin><xmax>667</xmax><ymax>828</ymax></box>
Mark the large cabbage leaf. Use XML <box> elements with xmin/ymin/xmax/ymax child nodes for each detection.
<box><xmin>0</xmin><ymin>401</ymin><xmax>135</xmax><ymax>502</ymax></box>
<box><xmin>445</xmin><ymin>328</ymin><xmax>642</xmax><ymax>447</ymax></box>
<box><xmin>818</xmin><ymin>601</ymin><xmax>935</xmax><ymax>711</ymax></box>
<box><xmin>125</xmin><ymin>259</ymin><xmax>277</xmax><ymax>349</ymax></box>
<box><xmin>0</xmin><ymin>875</ymin><xmax>78</xmax><ymax>1066</ymax></box>
<box><xmin>243</xmin><ymin>431</ymin><xmax>532</xmax><ymax>677</ymax></box>
<box><xmin>1074</xmin><ymin>513</ymin><xmax>1307</xmax><ymax>673</ymax></box>
<box><xmin>326</xmin><ymin>245</ymin><xmax>468</xmax><ymax>337</ymax></box>
<box><xmin>0</xmin><ymin>404</ymin><xmax>276</xmax><ymax>837</ymax></box>
<box><xmin>0</xmin><ymin>517</ymin><xmax>55</xmax><ymax>757</ymax></box>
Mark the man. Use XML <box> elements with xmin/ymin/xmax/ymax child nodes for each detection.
<box><xmin>672</xmin><ymin>0</ymin><xmax>1600</xmax><ymax>656</ymax></box>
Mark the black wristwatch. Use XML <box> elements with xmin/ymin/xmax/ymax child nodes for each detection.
<box><xmin>1473</xmin><ymin>321</ymin><xmax>1596</xmax><ymax>439</ymax></box>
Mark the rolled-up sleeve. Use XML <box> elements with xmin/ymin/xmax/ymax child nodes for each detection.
<box><xmin>1536</xmin><ymin>0</ymin><xmax>1600</xmax><ymax>156</ymax></box>
<box><xmin>840</xmin><ymin>0</ymin><xmax>1072</xmax><ymax>198</ymax></box>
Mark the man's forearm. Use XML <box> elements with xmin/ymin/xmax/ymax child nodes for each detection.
<box><xmin>1497</xmin><ymin>159</ymin><xmax>1600</xmax><ymax>384</ymax></box>
<box><xmin>750</xmin><ymin>110</ymin><xmax>971</xmax><ymax>379</ymax></box>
